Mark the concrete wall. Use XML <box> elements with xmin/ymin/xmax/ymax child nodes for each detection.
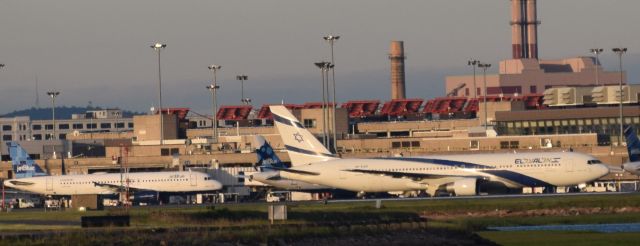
<box><xmin>133</xmin><ymin>114</ymin><xmax>178</xmax><ymax>141</ymax></box>
<box><xmin>446</xmin><ymin>57</ymin><xmax>625</xmax><ymax>97</ymax></box>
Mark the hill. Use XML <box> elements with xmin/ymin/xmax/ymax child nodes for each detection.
<box><xmin>0</xmin><ymin>106</ymin><xmax>142</xmax><ymax>120</ymax></box>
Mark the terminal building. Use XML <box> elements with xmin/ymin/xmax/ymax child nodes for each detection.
<box><xmin>0</xmin><ymin>0</ymin><xmax>637</xmax><ymax>199</ymax></box>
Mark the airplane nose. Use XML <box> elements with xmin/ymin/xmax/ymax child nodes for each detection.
<box><xmin>598</xmin><ymin>164</ymin><xmax>610</xmax><ymax>177</ymax></box>
<box><xmin>213</xmin><ymin>180</ymin><xmax>223</xmax><ymax>190</ymax></box>
<box><xmin>3</xmin><ymin>180</ymin><xmax>14</xmax><ymax>188</ymax></box>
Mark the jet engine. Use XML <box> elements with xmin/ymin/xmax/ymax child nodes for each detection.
<box><xmin>444</xmin><ymin>178</ymin><xmax>478</xmax><ymax>196</ymax></box>
<box><xmin>623</xmin><ymin>162</ymin><xmax>640</xmax><ymax>175</ymax></box>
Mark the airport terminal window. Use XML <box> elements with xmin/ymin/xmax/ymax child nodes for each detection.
<box><xmin>470</xmin><ymin>140</ymin><xmax>479</xmax><ymax>150</ymax></box>
<box><xmin>59</xmin><ymin>124</ymin><xmax>69</xmax><ymax>130</ymax></box>
<box><xmin>100</xmin><ymin>123</ymin><xmax>112</xmax><ymax>129</ymax></box>
<box><xmin>2</xmin><ymin>125</ymin><xmax>11</xmax><ymax>131</ymax></box>
<box><xmin>115</xmin><ymin>122</ymin><xmax>125</xmax><ymax>128</ymax></box>
<box><xmin>33</xmin><ymin>134</ymin><xmax>42</xmax><ymax>140</ymax></box>
<box><xmin>510</xmin><ymin>141</ymin><xmax>519</xmax><ymax>149</ymax></box>
<box><xmin>87</xmin><ymin>123</ymin><xmax>97</xmax><ymax>129</ymax></box>
<box><xmin>59</xmin><ymin>134</ymin><xmax>66</xmax><ymax>140</ymax></box>
<box><xmin>32</xmin><ymin>124</ymin><xmax>42</xmax><ymax>130</ymax></box>
<box><xmin>161</xmin><ymin>148</ymin><xmax>180</xmax><ymax>156</ymax></box>
<box><xmin>2</xmin><ymin>135</ymin><xmax>12</xmax><ymax>141</ymax></box>
<box><xmin>303</xmin><ymin>119</ymin><xmax>316</xmax><ymax>128</ymax></box>
<box><xmin>45</xmin><ymin>124</ymin><xmax>53</xmax><ymax>130</ymax></box>
<box><xmin>500</xmin><ymin>141</ymin><xmax>510</xmax><ymax>149</ymax></box>
<box><xmin>73</xmin><ymin>123</ymin><xmax>83</xmax><ymax>129</ymax></box>
<box><xmin>128</xmin><ymin>123</ymin><xmax>134</xmax><ymax>128</ymax></box>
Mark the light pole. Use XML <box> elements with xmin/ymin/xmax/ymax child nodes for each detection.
<box><xmin>467</xmin><ymin>59</ymin><xmax>479</xmax><ymax>99</ymax></box>
<box><xmin>590</xmin><ymin>48</ymin><xmax>604</xmax><ymax>85</ymax></box>
<box><xmin>236</xmin><ymin>75</ymin><xmax>250</xmax><ymax>105</ymax></box>
<box><xmin>323</xmin><ymin>35</ymin><xmax>339</xmax><ymax>153</ymax></box>
<box><xmin>477</xmin><ymin>63</ymin><xmax>491</xmax><ymax>130</ymax></box>
<box><xmin>612</xmin><ymin>48</ymin><xmax>627</xmax><ymax>146</ymax></box>
<box><xmin>315</xmin><ymin>61</ymin><xmax>333</xmax><ymax>147</ymax></box>
<box><xmin>208</xmin><ymin>65</ymin><xmax>222</xmax><ymax>142</ymax></box>
<box><xmin>47</xmin><ymin>91</ymin><xmax>60</xmax><ymax>140</ymax></box>
<box><xmin>150</xmin><ymin>43</ymin><xmax>167</xmax><ymax>145</ymax></box>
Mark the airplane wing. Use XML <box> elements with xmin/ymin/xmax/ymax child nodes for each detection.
<box><xmin>7</xmin><ymin>180</ymin><xmax>36</xmax><ymax>186</ymax></box>
<box><xmin>92</xmin><ymin>182</ymin><xmax>153</xmax><ymax>193</ymax></box>
<box><xmin>268</xmin><ymin>167</ymin><xmax>320</xmax><ymax>176</ymax></box>
<box><xmin>343</xmin><ymin>169</ymin><xmax>485</xmax><ymax>180</ymax></box>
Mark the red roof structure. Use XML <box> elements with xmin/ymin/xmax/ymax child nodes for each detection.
<box><xmin>341</xmin><ymin>100</ymin><xmax>380</xmax><ymax>118</ymax></box>
<box><xmin>301</xmin><ymin>102</ymin><xmax>336</xmax><ymax>109</ymax></box>
<box><xmin>216</xmin><ymin>105</ymin><xmax>253</xmax><ymax>120</ymax></box>
<box><xmin>159</xmin><ymin>108</ymin><xmax>190</xmax><ymax>120</ymax></box>
<box><xmin>256</xmin><ymin>104</ymin><xmax>302</xmax><ymax>119</ymax></box>
<box><xmin>380</xmin><ymin>99</ymin><xmax>423</xmax><ymax>117</ymax></box>
<box><xmin>422</xmin><ymin>97</ymin><xmax>467</xmax><ymax>114</ymax></box>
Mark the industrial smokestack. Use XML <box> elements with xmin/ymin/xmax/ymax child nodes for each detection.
<box><xmin>510</xmin><ymin>0</ymin><xmax>540</xmax><ymax>59</ymax></box>
<box><xmin>525</xmin><ymin>0</ymin><xmax>539</xmax><ymax>59</ymax></box>
<box><xmin>510</xmin><ymin>0</ymin><xmax>524</xmax><ymax>59</ymax></box>
<box><xmin>389</xmin><ymin>41</ymin><xmax>406</xmax><ymax>100</ymax></box>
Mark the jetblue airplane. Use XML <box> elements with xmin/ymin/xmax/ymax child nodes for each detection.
<box><xmin>623</xmin><ymin>126</ymin><xmax>640</xmax><ymax>175</ymax></box>
<box><xmin>3</xmin><ymin>142</ymin><xmax>223</xmax><ymax>195</ymax></box>
<box><xmin>269</xmin><ymin>105</ymin><xmax>610</xmax><ymax>196</ymax></box>
<box><xmin>247</xmin><ymin>135</ymin><xmax>331</xmax><ymax>191</ymax></box>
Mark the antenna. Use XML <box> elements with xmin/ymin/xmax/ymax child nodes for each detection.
<box><xmin>35</xmin><ymin>75</ymin><xmax>40</xmax><ymax>109</ymax></box>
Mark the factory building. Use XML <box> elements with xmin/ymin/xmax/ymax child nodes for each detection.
<box><xmin>446</xmin><ymin>0</ymin><xmax>624</xmax><ymax>97</ymax></box>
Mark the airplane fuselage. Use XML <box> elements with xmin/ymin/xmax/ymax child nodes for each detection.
<box><xmin>4</xmin><ymin>171</ymin><xmax>222</xmax><ymax>195</ymax></box>
<box><xmin>279</xmin><ymin>152</ymin><xmax>610</xmax><ymax>193</ymax></box>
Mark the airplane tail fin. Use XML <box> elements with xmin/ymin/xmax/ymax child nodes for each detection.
<box><xmin>7</xmin><ymin>142</ymin><xmax>47</xmax><ymax>178</ymax></box>
<box><xmin>624</xmin><ymin>126</ymin><xmax>640</xmax><ymax>162</ymax></box>
<box><xmin>269</xmin><ymin>105</ymin><xmax>339</xmax><ymax>165</ymax></box>
<box><xmin>253</xmin><ymin>135</ymin><xmax>286</xmax><ymax>170</ymax></box>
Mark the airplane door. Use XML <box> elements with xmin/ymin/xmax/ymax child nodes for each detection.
<box><xmin>190</xmin><ymin>174</ymin><xmax>197</xmax><ymax>186</ymax></box>
<box><xmin>46</xmin><ymin>177</ymin><xmax>53</xmax><ymax>191</ymax></box>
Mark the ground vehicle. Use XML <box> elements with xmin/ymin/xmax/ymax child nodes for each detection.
<box><xmin>266</xmin><ymin>191</ymin><xmax>288</xmax><ymax>202</ymax></box>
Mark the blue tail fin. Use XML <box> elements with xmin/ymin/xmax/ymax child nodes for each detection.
<box><xmin>254</xmin><ymin>136</ymin><xmax>286</xmax><ymax>170</ymax></box>
<box><xmin>624</xmin><ymin>126</ymin><xmax>640</xmax><ymax>162</ymax></box>
<box><xmin>7</xmin><ymin>142</ymin><xmax>47</xmax><ymax>178</ymax></box>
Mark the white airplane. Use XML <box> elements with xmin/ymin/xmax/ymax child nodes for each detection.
<box><xmin>3</xmin><ymin>142</ymin><xmax>223</xmax><ymax>196</ymax></box>
<box><xmin>269</xmin><ymin>105</ymin><xmax>610</xmax><ymax>197</ymax></box>
<box><xmin>622</xmin><ymin>126</ymin><xmax>640</xmax><ymax>175</ymax></box>
<box><xmin>246</xmin><ymin>135</ymin><xmax>332</xmax><ymax>191</ymax></box>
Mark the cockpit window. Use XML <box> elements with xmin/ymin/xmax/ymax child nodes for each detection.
<box><xmin>587</xmin><ymin>160</ymin><xmax>602</xmax><ymax>165</ymax></box>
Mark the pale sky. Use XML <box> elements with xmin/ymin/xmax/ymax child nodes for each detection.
<box><xmin>1</xmin><ymin>0</ymin><xmax>639</xmax><ymax>115</ymax></box>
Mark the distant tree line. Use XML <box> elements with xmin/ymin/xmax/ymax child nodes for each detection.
<box><xmin>0</xmin><ymin>106</ymin><xmax>143</xmax><ymax>120</ymax></box>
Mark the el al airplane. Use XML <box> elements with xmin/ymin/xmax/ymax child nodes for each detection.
<box><xmin>269</xmin><ymin>105</ymin><xmax>610</xmax><ymax>196</ymax></box>
<box><xmin>3</xmin><ymin>142</ymin><xmax>222</xmax><ymax>195</ymax></box>
<box><xmin>622</xmin><ymin>126</ymin><xmax>640</xmax><ymax>175</ymax></box>
<box><xmin>246</xmin><ymin>135</ymin><xmax>332</xmax><ymax>191</ymax></box>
